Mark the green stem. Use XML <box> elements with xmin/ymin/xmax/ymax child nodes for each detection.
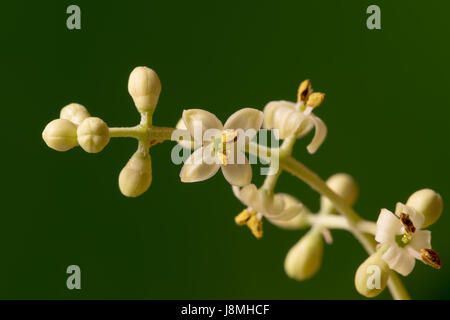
<box><xmin>307</xmin><ymin>214</ymin><xmax>377</xmax><ymax>235</ymax></box>
<box><xmin>109</xmin><ymin>125</ymin><xmax>177</xmax><ymax>141</ymax></box>
<box><xmin>109</xmin><ymin>126</ymin><xmax>142</xmax><ymax>138</ymax></box>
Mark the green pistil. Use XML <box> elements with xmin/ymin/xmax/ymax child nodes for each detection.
<box><xmin>395</xmin><ymin>233</ymin><xmax>412</xmax><ymax>248</ymax></box>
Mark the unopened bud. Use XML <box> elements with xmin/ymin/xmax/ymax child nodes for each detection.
<box><xmin>60</xmin><ymin>103</ymin><xmax>90</xmax><ymax>125</ymax></box>
<box><xmin>321</xmin><ymin>173</ymin><xmax>359</xmax><ymax>213</ymax></box>
<box><xmin>42</xmin><ymin>119</ymin><xmax>78</xmax><ymax>151</ymax></box>
<box><xmin>77</xmin><ymin>117</ymin><xmax>110</xmax><ymax>153</ymax></box>
<box><xmin>354</xmin><ymin>250</ymin><xmax>390</xmax><ymax>298</ymax></box>
<box><xmin>406</xmin><ymin>189</ymin><xmax>443</xmax><ymax>228</ymax></box>
<box><xmin>284</xmin><ymin>230</ymin><xmax>323</xmax><ymax>281</ymax></box>
<box><xmin>119</xmin><ymin>151</ymin><xmax>152</xmax><ymax>197</ymax></box>
<box><xmin>128</xmin><ymin>66</ymin><xmax>161</xmax><ymax>114</ymax></box>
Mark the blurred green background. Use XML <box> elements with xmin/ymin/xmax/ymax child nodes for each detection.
<box><xmin>1</xmin><ymin>0</ymin><xmax>449</xmax><ymax>299</ymax></box>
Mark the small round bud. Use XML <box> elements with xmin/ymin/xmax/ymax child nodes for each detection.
<box><xmin>321</xmin><ymin>173</ymin><xmax>359</xmax><ymax>213</ymax></box>
<box><xmin>406</xmin><ymin>189</ymin><xmax>443</xmax><ymax>228</ymax></box>
<box><xmin>60</xmin><ymin>103</ymin><xmax>90</xmax><ymax>125</ymax></box>
<box><xmin>77</xmin><ymin>117</ymin><xmax>110</xmax><ymax>153</ymax></box>
<box><xmin>119</xmin><ymin>151</ymin><xmax>152</xmax><ymax>197</ymax></box>
<box><xmin>42</xmin><ymin>119</ymin><xmax>78</xmax><ymax>151</ymax></box>
<box><xmin>354</xmin><ymin>250</ymin><xmax>390</xmax><ymax>298</ymax></box>
<box><xmin>284</xmin><ymin>230</ymin><xmax>323</xmax><ymax>281</ymax></box>
<box><xmin>128</xmin><ymin>66</ymin><xmax>161</xmax><ymax>114</ymax></box>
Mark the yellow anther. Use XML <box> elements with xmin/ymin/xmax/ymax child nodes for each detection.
<box><xmin>247</xmin><ymin>215</ymin><xmax>263</xmax><ymax>239</ymax></box>
<box><xmin>221</xmin><ymin>132</ymin><xmax>227</xmax><ymax>143</ymax></box>
<box><xmin>306</xmin><ymin>92</ymin><xmax>326</xmax><ymax>108</ymax></box>
<box><xmin>297</xmin><ymin>79</ymin><xmax>312</xmax><ymax>102</ymax></box>
<box><xmin>235</xmin><ymin>210</ymin><xmax>263</xmax><ymax>239</ymax></box>
<box><xmin>421</xmin><ymin>248</ymin><xmax>442</xmax><ymax>270</ymax></box>
<box><xmin>235</xmin><ymin>209</ymin><xmax>252</xmax><ymax>226</ymax></box>
<box><xmin>399</xmin><ymin>212</ymin><xmax>416</xmax><ymax>234</ymax></box>
<box><xmin>220</xmin><ymin>151</ymin><xmax>228</xmax><ymax>166</ymax></box>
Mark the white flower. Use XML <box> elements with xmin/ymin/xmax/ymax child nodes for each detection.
<box><xmin>179</xmin><ymin>108</ymin><xmax>263</xmax><ymax>186</ymax></box>
<box><xmin>232</xmin><ymin>184</ymin><xmax>306</xmax><ymax>238</ymax></box>
<box><xmin>375</xmin><ymin>202</ymin><xmax>441</xmax><ymax>276</ymax></box>
<box><xmin>263</xmin><ymin>80</ymin><xmax>327</xmax><ymax>154</ymax></box>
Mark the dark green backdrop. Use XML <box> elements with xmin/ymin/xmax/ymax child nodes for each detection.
<box><xmin>1</xmin><ymin>0</ymin><xmax>449</xmax><ymax>299</ymax></box>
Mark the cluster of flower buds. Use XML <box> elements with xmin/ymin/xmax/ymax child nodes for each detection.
<box><xmin>43</xmin><ymin>66</ymin><xmax>163</xmax><ymax>197</ymax></box>
<box><xmin>355</xmin><ymin>188</ymin><xmax>443</xmax><ymax>298</ymax></box>
<box><xmin>42</xmin><ymin>103</ymin><xmax>110</xmax><ymax>153</ymax></box>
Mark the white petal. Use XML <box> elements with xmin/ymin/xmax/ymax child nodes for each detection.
<box><xmin>409</xmin><ymin>230</ymin><xmax>432</xmax><ymax>251</ymax></box>
<box><xmin>221</xmin><ymin>161</ymin><xmax>252</xmax><ymax>186</ymax></box>
<box><xmin>272</xmin><ymin>203</ymin><xmax>304</xmax><ymax>221</ymax></box>
<box><xmin>306</xmin><ymin>115</ymin><xmax>327</xmax><ymax>154</ymax></box>
<box><xmin>382</xmin><ymin>246</ymin><xmax>416</xmax><ymax>276</ymax></box>
<box><xmin>375</xmin><ymin>209</ymin><xmax>402</xmax><ymax>244</ymax></box>
<box><xmin>239</xmin><ymin>184</ymin><xmax>260</xmax><ymax>209</ymax></box>
<box><xmin>263</xmin><ymin>100</ymin><xmax>296</xmax><ymax>130</ymax></box>
<box><xmin>395</xmin><ymin>202</ymin><xmax>425</xmax><ymax>230</ymax></box>
<box><xmin>279</xmin><ymin>193</ymin><xmax>303</xmax><ymax>209</ymax></box>
<box><xmin>224</xmin><ymin>108</ymin><xmax>263</xmax><ymax>143</ymax></box>
<box><xmin>182</xmin><ymin>109</ymin><xmax>223</xmax><ymax>142</ymax></box>
<box><xmin>295</xmin><ymin>117</ymin><xmax>314</xmax><ymax>139</ymax></box>
<box><xmin>232</xmin><ymin>185</ymin><xmax>245</xmax><ymax>204</ymax></box>
<box><xmin>259</xmin><ymin>192</ymin><xmax>285</xmax><ymax>217</ymax></box>
<box><xmin>180</xmin><ymin>147</ymin><xmax>220</xmax><ymax>183</ymax></box>
<box><xmin>263</xmin><ymin>101</ymin><xmax>303</xmax><ymax>139</ymax></box>
<box><xmin>175</xmin><ymin>118</ymin><xmax>202</xmax><ymax>149</ymax></box>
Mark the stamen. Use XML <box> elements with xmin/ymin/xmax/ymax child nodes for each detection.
<box><xmin>247</xmin><ymin>215</ymin><xmax>263</xmax><ymax>239</ymax></box>
<box><xmin>235</xmin><ymin>210</ymin><xmax>263</xmax><ymax>239</ymax></box>
<box><xmin>400</xmin><ymin>212</ymin><xmax>416</xmax><ymax>234</ymax></box>
<box><xmin>221</xmin><ymin>152</ymin><xmax>228</xmax><ymax>166</ymax></box>
<box><xmin>421</xmin><ymin>248</ymin><xmax>442</xmax><ymax>270</ymax></box>
<box><xmin>235</xmin><ymin>209</ymin><xmax>251</xmax><ymax>226</ymax></box>
<box><xmin>221</xmin><ymin>132</ymin><xmax>227</xmax><ymax>144</ymax></box>
<box><xmin>306</xmin><ymin>92</ymin><xmax>325</xmax><ymax>108</ymax></box>
<box><xmin>297</xmin><ymin>79</ymin><xmax>311</xmax><ymax>102</ymax></box>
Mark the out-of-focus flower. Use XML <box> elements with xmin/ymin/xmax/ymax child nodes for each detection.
<box><xmin>232</xmin><ymin>184</ymin><xmax>307</xmax><ymax>238</ymax></box>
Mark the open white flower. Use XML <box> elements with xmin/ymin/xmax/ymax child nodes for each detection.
<box><xmin>375</xmin><ymin>202</ymin><xmax>441</xmax><ymax>276</ymax></box>
<box><xmin>232</xmin><ymin>184</ymin><xmax>306</xmax><ymax>238</ymax></box>
<box><xmin>179</xmin><ymin>108</ymin><xmax>263</xmax><ymax>186</ymax></box>
<box><xmin>263</xmin><ymin>80</ymin><xmax>327</xmax><ymax>154</ymax></box>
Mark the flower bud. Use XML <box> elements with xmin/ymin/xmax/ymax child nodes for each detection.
<box><xmin>321</xmin><ymin>173</ymin><xmax>359</xmax><ymax>214</ymax></box>
<box><xmin>42</xmin><ymin>119</ymin><xmax>78</xmax><ymax>151</ymax></box>
<box><xmin>60</xmin><ymin>103</ymin><xmax>90</xmax><ymax>125</ymax></box>
<box><xmin>406</xmin><ymin>189</ymin><xmax>443</xmax><ymax>228</ymax></box>
<box><xmin>77</xmin><ymin>117</ymin><xmax>110</xmax><ymax>153</ymax></box>
<box><xmin>284</xmin><ymin>230</ymin><xmax>323</xmax><ymax>281</ymax></box>
<box><xmin>119</xmin><ymin>151</ymin><xmax>152</xmax><ymax>197</ymax></box>
<box><xmin>354</xmin><ymin>250</ymin><xmax>390</xmax><ymax>298</ymax></box>
<box><xmin>128</xmin><ymin>66</ymin><xmax>161</xmax><ymax>114</ymax></box>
